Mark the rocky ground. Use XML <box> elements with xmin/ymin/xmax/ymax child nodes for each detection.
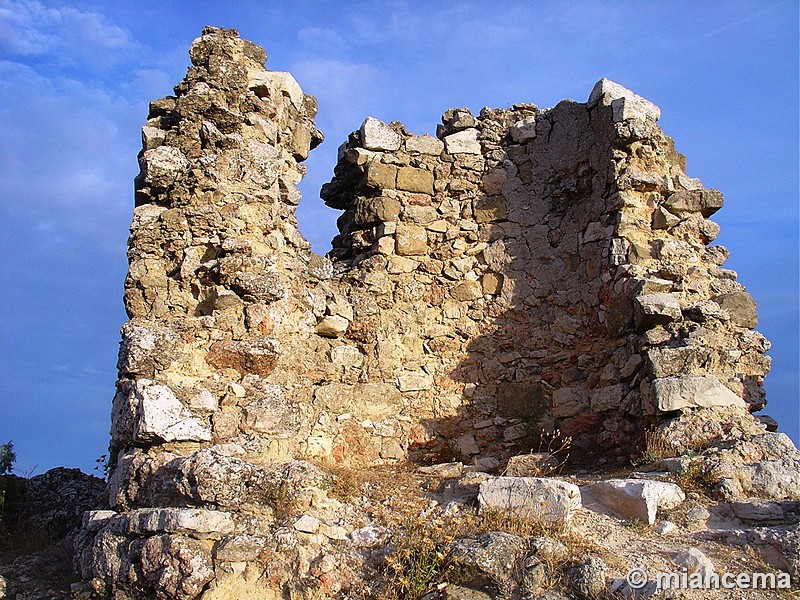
<box><xmin>1</xmin><ymin>441</ymin><xmax>797</xmax><ymax>599</ymax></box>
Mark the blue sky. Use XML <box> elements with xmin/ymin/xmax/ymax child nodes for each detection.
<box><xmin>0</xmin><ymin>0</ymin><xmax>796</xmax><ymax>474</ymax></box>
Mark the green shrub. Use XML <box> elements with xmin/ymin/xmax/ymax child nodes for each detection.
<box><xmin>0</xmin><ymin>442</ymin><xmax>15</xmax><ymax>475</ymax></box>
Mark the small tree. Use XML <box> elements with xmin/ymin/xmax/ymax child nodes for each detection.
<box><xmin>0</xmin><ymin>441</ymin><xmax>16</xmax><ymax>474</ymax></box>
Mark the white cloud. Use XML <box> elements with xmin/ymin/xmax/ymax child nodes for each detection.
<box><xmin>0</xmin><ymin>0</ymin><xmax>132</xmax><ymax>60</ymax></box>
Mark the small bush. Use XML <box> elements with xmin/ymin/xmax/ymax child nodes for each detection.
<box><xmin>0</xmin><ymin>442</ymin><xmax>16</xmax><ymax>475</ymax></box>
<box><xmin>635</xmin><ymin>428</ymin><xmax>675</xmax><ymax>465</ymax></box>
<box><xmin>382</xmin><ymin>520</ymin><xmax>451</xmax><ymax>600</ymax></box>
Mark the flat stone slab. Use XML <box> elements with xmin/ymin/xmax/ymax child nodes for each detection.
<box><xmin>477</xmin><ymin>476</ymin><xmax>581</xmax><ymax>524</ymax></box>
<box><xmin>589</xmin><ymin>479</ymin><xmax>685</xmax><ymax>525</ymax></box>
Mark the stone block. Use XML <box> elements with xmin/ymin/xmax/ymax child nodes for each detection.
<box><xmin>359</xmin><ymin>116</ymin><xmax>401</xmax><ymax>151</ymax></box>
<box><xmin>131</xmin><ymin>380</ymin><xmax>211</xmax><ymax>443</ymax></box>
<box><xmin>473</xmin><ymin>196</ymin><xmax>507</xmax><ymax>223</ymax></box>
<box><xmin>397</xmin><ymin>166</ymin><xmax>434</xmax><ymax>194</ymax></box>
<box><xmin>663</xmin><ymin>189</ymin><xmax>723</xmax><ymax>217</ymax></box>
<box><xmin>365</xmin><ymin>160</ymin><xmax>397</xmax><ymax>189</ymax></box>
<box><xmin>481</xmin><ymin>272</ymin><xmax>503</xmax><ymax>295</ymax></box>
<box><xmin>478</xmin><ymin>477</ymin><xmax>582</xmax><ymax>524</ymax></box>
<box><xmin>450</xmin><ymin>280</ymin><xmax>483</xmax><ymax>301</ymax></box>
<box><xmin>588</xmin><ymin>78</ymin><xmax>661</xmax><ymax>122</ymax></box>
<box><xmin>714</xmin><ymin>291</ymin><xmax>757</xmax><ymax>329</ymax></box>
<box><xmin>634</xmin><ymin>293</ymin><xmax>682</xmax><ymax>330</ymax></box>
<box><xmin>394</xmin><ymin>224</ymin><xmax>428</xmax><ymax>256</ymax></box>
<box><xmin>405</xmin><ymin>134</ymin><xmax>444</xmax><ymax>155</ymax></box>
<box><xmin>589</xmin><ymin>479</ymin><xmax>685</xmax><ymax>525</ymax></box>
<box><xmin>509</xmin><ymin>116</ymin><xmax>537</xmax><ymax>143</ymax></box>
<box><xmin>128</xmin><ymin>508</ymin><xmax>234</xmax><ymax>536</ymax></box>
<box><xmin>206</xmin><ymin>337</ymin><xmax>280</xmax><ymax>377</ymax></box>
<box><xmin>652</xmin><ymin>375</ymin><xmax>746</xmax><ymax>412</ymax></box>
<box><xmin>353</xmin><ymin>195</ymin><xmax>401</xmax><ymax>226</ymax></box>
<box><xmin>552</xmin><ymin>386</ymin><xmax>589</xmax><ymax>418</ymax></box>
<box><xmin>444</xmin><ymin>128</ymin><xmax>481</xmax><ymax>154</ymax></box>
<box><xmin>316</xmin><ymin>315</ymin><xmax>349</xmax><ymax>338</ymax></box>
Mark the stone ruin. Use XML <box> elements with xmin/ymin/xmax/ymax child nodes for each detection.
<box><xmin>70</xmin><ymin>27</ymin><xmax>797</xmax><ymax>599</ymax></box>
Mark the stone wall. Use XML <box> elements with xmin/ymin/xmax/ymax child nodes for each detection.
<box><xmin>75</xmin><ymin>26</ymin><xmax>782</xmax><ymax>599</ymax></box>
<box><xmin>108</xmin><ymin>27</ymin><xmax>771</xmax><ymax>488</ymax></box>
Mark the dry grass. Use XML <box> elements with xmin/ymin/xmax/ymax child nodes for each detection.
<box><xmin>635</xmin><ymin>428</ymin><xmax>676</xmax><ymax>465</ymax></box>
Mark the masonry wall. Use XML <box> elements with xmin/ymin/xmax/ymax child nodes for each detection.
<box><xmin>106</xmin><ymin>27</ymin><xmax>770</xmax><ymax>505</ymax></box>
<box><xmin>77</xmin><ymin>27</ymin><xmax>778</xmax><ymax>599</ymax></box>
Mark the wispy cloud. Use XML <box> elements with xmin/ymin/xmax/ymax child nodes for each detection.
<box><xmin>0</xmin><ymin>0</ymin><xmax>131</xmax><ymax>55</ymax></box>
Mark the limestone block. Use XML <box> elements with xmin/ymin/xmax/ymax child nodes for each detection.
<box><xmin>633</xmin><ymin>293</ymin><xmax>682</xmax><ymax>330</ymax></box>
<box><xmin>481</xmin><ymin>272</ymin><xmax>503</xmax><ymax>295</ymax></box>
<box><xmin>450</xmin><ymin>281</ymin><xmax>483</xmax><ymax>301</ymax></box>
<box><xmin>444</xmin><ymin>585</ymin><xmax>492</xmax><ymax>600</ymax></box>
<box><xmin>662</xmin><ymin>189</ymin><xmax>724</xmax><ymax>218</ymax></box>
<box><xmin>590</xmin><ymin>384</ymin><xmax>625</xmax><ymax>412</ymax></box>
<box><xmin>652</xmin><ymin>205</ymin><xmax>681</xmax><ymax>229</ymax></box>
<box><xmin>652</xmin><ymin>375</ymin><xmax>746</xmax><ymax>412</ymax></box>
<box><xmin>714</xmin><ymin>291</ymin><xmax>757</xmax><ymax>329</ymax></box>
<box><xmin>231</xmin><ymin>272</ymin><xmax>285</xmax><ymax>303</ymax></box>
<box><xmin>589</xmin><ymin>479</ymin><xmax>685</xmax><ymax>525</ymax></box>
<box><xmin>141</xmin><ymin>125</ymin><xmax>166</xmax><ymax>150</ymax></box>
<box><xmin>354</xmin><ymin>195</ymin><xmax>402</xmax><ymax>225</ymax></box>
<box><xmin>552</xmin><ymin>386</ymin><xmax>589</xmax><ymax>418</ymax></box>
<box><xmin>214</xmin><ymin>535</ymin><xmax>267</xmax><ymax>562</ymax></box>
<box><xmin>293</xmin><ymin>515</ymin><xmax>320</xmax><ymax>533</ymax></box>
<box><xmin>316</xmin><ymin>315</ymin><xmax>350</xmax><ymax>338</ymax></box>
<box><xmin>117</xmin><ymin>323</ymin><xmax>181</xmax><ymax>377</ymax></box>
<box><xmin>398</xmin><ymin>372</ymin><xmax>433</xmax><ymax>392</ymax></box>
<box><xmin>405</xmin><ymin>134</ymin><xmax>444</xmax><ymax>155</ymax></box>
<box><xmin>478</xmin><ymin>477</ymin><xmax>582</xmax><ymax>524</ymax></box>
<box><xmin>397</xmin><ymin>166</ymin><xmax>434</xmax><ymax>194</ymax></box>
<box><xmin>587</xmin><ymin>78</ymin><xmax>661</xmax><ymax>122</ymax></box>
<box><xmin>458</xmin><ymin>434</ymin><xmax>480</xmax><ymax>455</ymax></box>
<box><xmin>395</xmin><ymin>224</ymin><xmax>428</xmax><ymax>255</ymax></box>
<box><xmin>404</xmin><ymin>204</ymin><xmax>438</xmax><ymax>224</ymax></box>
<box><xmin>131</xmin><ymin>380</ymin><xmax>211</xmax><ymax>443</ymax></box>
<box><xmin>448</xmin><ymin>532</ymin><xmax>525</xmax><ymax>590</ymax></box>
<box><xmin>473</xmin><ymin>196</ymin><xmax>507</xmax><ymax>223</ymax></box>
<box><xmin>359</xmin><ymin>116</ymin><xmax>402</xmax><ymax>151</ymax></box>
<box><xmin>248</xmin><ymin>71</ymin><xmax>304</xmax><ymax>110</ymax></box>
<box><xmin>365</xmin><ymin>160</ymin><xmax>398</xmax><ymax>189</ymax></box>
<box><xmin>140</xmin><ymin>146</ymin><xmax>189</xmax><ymax>188</ymax></box>
<box><xmin>444</xmin><ymin>128</ymin><xmax>481</xmax><ymax>154</ymax></box>
<box><xmin>509</xmin><ymin>116</ymin><xmax>537</xmax><ymax>143</ymax></box>
<box><xmin>241</xmin><ymin>384</ymin><xmax>299</xmax><ymax>436</ymax></box>
<box><xmin>140</xmin><ymin>534</ymin><xmax>214</xmax><ymax>599</ymax></box>
<box><xmin>128</xmin><ymin>508</ymin><xmax>234</xmax><ymax>536</ymax></box>
<box><xmin>206</xmin><ymin>337</ymin><xmax>280</xmax><ymax>377</ymax></box>
<box><xmin>673</xmin><ymin>548</ymin><xmax>715</xmax><ymax>578</ymax></box>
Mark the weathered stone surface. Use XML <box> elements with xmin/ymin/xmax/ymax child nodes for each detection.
<box><xmin>714</xmin><ymin>291</ymin><xmax>758</xmax><ymax>328</ymax></box>
<box><xmin>672</xmin><ymin>547</ymin><xmax>715</xmax><ymax>578</ymax></box>
<box><xmin>394</xmin><ymin>223</ymin><xmax>428</xmax><ymax>255</ymax></box>
<box><xmin>140</xmin><ymin>534</ymin><xmax>214</xmax><ymax>599</ymax></box>
<box><xmin>131</xmin><ymin>380</ymin><xmax>212</xmax><ymax>443</ymax></box>
<box><xmin>397</xmin><ymin>166</ymin><xmax>434</xmax><ymax>194</ymax></box>
<box><xmin>359</xmin><ymin>116</ymin><xmax>401</xmax><ymax>151</ymax></box>
<box><xmin>588</xmin><ymin>78</ymin><xmax>661</xmax><ymax>122</ymax></box>
<box><xmin>316</xmin><ymin>315</ymin><xmax>350</xmax><ymax>338</ymax></box>
<box><xmin>448</xmin><ymin>532</ymin><xmax>526</xmax><ymax>590</ymax></box>
<box><xmin>652</xmin><ymin>375</ymin><xmax>745</xmax><ymax>412</ymax></box>
<box><xmin>478</xmin><ymin>477</ymin><xmax>581</xmax><ymax>524</ymax></box>
<box><xmin>128</xmin><ymin>508</ymin><xmax>234</xmax><ymax>537</ymax></box>
<box><xmin>509</xmin><ymin>116</ymin><xmax>537</xmax><ymax>143</ymax></box>
<box><xmin>450</xmin><ymin>280</ymin><xmax>483</xmax><ymax>301</ymax></box>
<box><xmin>634</xmin><ymin>293</ymin><xmax>682</xmax><ymax>330</ymax></box>
<box><xmin>406</xmin><ymin>134</ymin><xmax>444</xmax><ymax>155</ymax></box>
<box><xmin>205</xmin><ymin>337</ymin><xmax>279</xmax><ymax>377</ymax></box>
<box><xmin>663</xmin><ymin>189</ymin><xmax>723</xmax><ymax>217</ymax></box>
<box><xmin>444</xmin><ymin>128</ymin><xmax>481</xmax><ymax>154</ymax></box>
<box><xmin>590</xmin><ymin>479</ymin><xmax>685</xmax><ymax>525</ymax></box>
<box><xmin>568</xmin><ymin>555</ymin><xmax>607</xmax><ymax>598</ymax></box>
